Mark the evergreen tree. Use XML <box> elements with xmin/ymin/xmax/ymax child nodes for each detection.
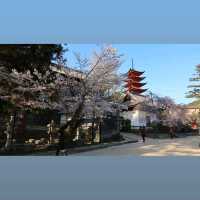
<box><xmin>187</xmin><ymin>64</ymin><xmax>200</xmax><ymax>100</ymax></box>
<box><xmin>0</xmin><ymin>44</ymin><xmax>65</xmax><ymax>74</ymax></box>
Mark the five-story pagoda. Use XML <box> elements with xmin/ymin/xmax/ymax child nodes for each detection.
<box><xmin>124</xmin><ymin>66</ymin><xmax>147</xmax><ymax>95</ymax></box>
<box><xmin>123</xmin><ymin>61</ymin><xmax>148</xmax><ymax>111</ymax></box>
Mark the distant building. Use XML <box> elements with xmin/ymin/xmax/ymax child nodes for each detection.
<box><xmin>121</xmin><ymin>94</ymin><xmax>158</xmax><ymax>127</ymax></box>
<box><xmin>183</xmin><ymin>105</ymin><xmax>200</xmax><ymax>116</ymax></box>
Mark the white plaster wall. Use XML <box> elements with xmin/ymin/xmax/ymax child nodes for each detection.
<box><xmin>122</xmin><ymin>110</ymin><xmax>145</xmax><ymax>127</ymax></box>
<box><xmin>121</xmin><ymin>110</ymin><xmax>159</xmax><ymax>127</ymax></box>
<box><xmin>138</xmin><ymin>111</ymin><xmax>147</xmax><ymax>126</ymax></box>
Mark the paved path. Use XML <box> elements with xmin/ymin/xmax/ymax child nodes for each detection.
<box><xmin>75</xmin><ymin>134</ymin><xmax>200</xmax><ymax>156</ymax></box>
<box><xmin>30</xmin><ymin>133</ymin><xmax>138</xmax><ymax>156</ymax></box>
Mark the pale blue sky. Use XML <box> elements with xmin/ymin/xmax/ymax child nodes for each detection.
<box><xmin>66</xmin><ymin>44</ymin><xmax>200</xmax><ymax>104</ymax></box>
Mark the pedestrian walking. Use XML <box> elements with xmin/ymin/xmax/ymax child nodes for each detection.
<box><xmin>169</xmin><ymin>126</ymin><xmax>174</xmax><ymax>139</ymax></box>
<box><xmin>140</xmin><ymin>126</ymin><xmax>146</xmax><ymax>143</ymax></box>
<box><xmin>4</xmin><ymin>115</ymin><xmax>14</xmax><ymax>150</ymax></box>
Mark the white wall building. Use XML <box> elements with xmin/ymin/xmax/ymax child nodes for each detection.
<box><xmin>121</xmin><ymin>93</ymin><xmax>158</xmax><ymax>127</ymax></box>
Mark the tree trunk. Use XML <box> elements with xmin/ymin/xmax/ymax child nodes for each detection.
<box><xmin>11</xmin><ymin>111</ymin><xmax>17</xmax><ymax>142</ymax></box>
<box><xmin>99</xmin><ymin>119</ymin><xmax>102</xmax><ymax>144</ymax></box>
<box><xmin>91</xmin><ymin>119</ymin><xmax>95</xmax><ymax>143</ymax></box>
<box><xmin>5</xmin><ymin>130</ymin><xmax>12</xmax><ymax>150</ymax></box>
<box><xmin>91</xmin><ymin>110</ymin><xmax>96</xmax><ymax>144</ymax></box>
<box><xmin>57</xmin><ymin>97</ymin><xmax>86</xmax><ymax>149</ymax></box>
<box><xmin>4</xmin><ymin>112</ymin><xmax>16</xmax><ymax>150</ymax></box>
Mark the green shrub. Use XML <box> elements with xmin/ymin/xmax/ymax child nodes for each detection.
<box><xmin>150</xmin><ymin>121</ymin><xmax>169</xmax><ymax>134</ymax></box>
<box><xmin>120</xmin><ymin>118</ymin><xmax>131</xmax><ymax>132</ymax></box>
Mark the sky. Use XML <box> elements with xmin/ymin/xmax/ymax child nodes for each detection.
<box><xmin>65</xmin><ymin>44</ymin><xmax>200</xmax><ymax>105</ymax></box>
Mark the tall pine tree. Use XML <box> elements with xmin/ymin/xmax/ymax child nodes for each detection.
<box><xmin>187</xmin><ymin>64</ymin><xmax>200</xmax><ymax>101</ymax></box>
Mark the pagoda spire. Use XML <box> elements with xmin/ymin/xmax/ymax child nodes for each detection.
<box><xmin>131</xmin><ymin>59</ymin><xmax>134</xmax><ymax>70</ymax></box>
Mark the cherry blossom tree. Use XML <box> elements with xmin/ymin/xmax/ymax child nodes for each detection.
<box><xmin>148</xmin><ymin>93</ymin><xmax>187</xmax><ymax>126</ymax></box>
<box><xmin>56</xmin><ymin>45</ymin><xmax>122</xmax><ymax>144</ymax></box>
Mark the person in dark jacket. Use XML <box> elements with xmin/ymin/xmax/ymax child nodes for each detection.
<box><xmin>169</xmin><ymin>126</ymin><xmax>175</xmax><ymax>139</ymax></box>
<box><xmin>140</xmin><ymin>126</ymin><xmax>146</xmax><ymax>143</ymax></box>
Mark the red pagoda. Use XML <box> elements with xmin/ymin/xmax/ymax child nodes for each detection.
<box><xmin>124</xmin><ymin>67</ymin><xmax>147</xmax><ymax>95</ymax></box>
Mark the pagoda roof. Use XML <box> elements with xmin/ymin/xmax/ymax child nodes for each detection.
<box><xmin>123</xmin><ymin>70</ymin><xmax>144</xmax><ymax>77</ymax></box>
<box><xmin>128</xmin><ymin>68</ymin><xmax>145</xmax><ymax>76</ymax></box>
<box><xmin>127</xmin><ymin>103</ymin><xmax>158</xmax><ymax>112</ymax></box>
<box><xmin>126</xmin><ymin>76</ymin><xmax>146</xmax><ymax>82</ymax></box>
<box><xmin>127</xmin><ymin>88</ymin><xmax>148</xmax><ymax>94</ymax></box>
<box><xmin>124</xmin><ymin>82</ymin><xmax>146</xmax><ymax>88</ymax></box>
